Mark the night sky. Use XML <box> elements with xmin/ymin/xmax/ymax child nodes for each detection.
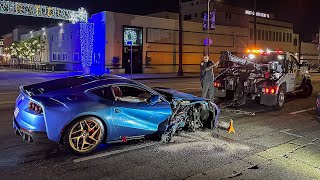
<box><xmin>0</xmin><ymin>0</ymin><xmax>319</xmax><ymax>42</ymax></box>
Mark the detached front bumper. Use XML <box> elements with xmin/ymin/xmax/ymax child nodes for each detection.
<box><xmin>13</xmin><ymin>117</ymin><xmax>50</xmax><ymax>144</ymax></box>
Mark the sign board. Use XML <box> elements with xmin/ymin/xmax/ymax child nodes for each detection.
<box><xmin>204</xmin><ymin>38</ymin><xmax>213</xmax><ymax>46</ymax></box>
<box><xmin>245</xmin><ymin>10</ymin><xmax>270</xmax><ymax>19</ymax></box>
<box><xmin>0</xmin><ymin>0</ymin><xmax>88</xmax><ymax>23</ymax></box>
<box><xmin>203</xmin><ymin>10</ymin><xmax>215</xmax><ymax>30</ymax></box>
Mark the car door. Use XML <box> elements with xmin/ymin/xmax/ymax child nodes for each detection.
<box><xmin>111</xmin><ymin>84</ymin><xmax>172</xmax><ymax>138</ymax></box>
<box><xmin>290</xmin><ymin>55</ymin><xmax>304</xmax><ymax>89</ymax></box>
<box><xmin>286</xmin><ymin>56</ymin><xmax>296</xmax><ymax>92</ymax></box>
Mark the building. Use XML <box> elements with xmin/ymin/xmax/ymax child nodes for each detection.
<box><xmin>180</xmin><ymin>0</ymin><xmax>300</xmax><ymax>53</ymax></box>
<box><xmin>9</xmin><ymin>2</ymin><xmax>316</xmax><ymax>74</ymax></box>
<box><xmin>301</xmin><ymin>42</ymin><xmax>319</xmax><ymax>67</ymax></box>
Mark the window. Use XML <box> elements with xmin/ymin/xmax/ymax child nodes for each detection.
<box><xmin>258</xmin><ymin>29</ymin><xmax>261</xmax><ymax>40</ymax></box>
<box><xmin>90</xmin><ymin>86</ymin><xmax>115</xmax><ymax>101</ymax></box>
<box><xmin>195</xmin><ymin>13</ymin><xmax>198</xmax><ymax>18</ymax></box>
<box><xmin>261</xmin><ymin>30</ymin><xmax>264</xmax><ymax>40</ymax></box>
<box><xmin>62</xmin><ymin>33</ymin><xmax>64</xmax><ymax>40</ymax></box>
<box><xmin>51</xmin><ymin>35</ymin><xmax>54</xmax><ymax>42</ymax></box>
<box><xmin>250</xmin><ymin>29</ymin><xmax>253</xmax><ymax>40</ymax></box>
<box><xmin>293</xmin><ymin>38</ymin><xmax>298</xmax><ymax>46</ymax></box>
<box><xmin>279</xmin><ymin>32</ymin><xmax>282</xmax><ymax>42</ymax></box>
<box><xmin>290</xmin><ymin>33</ymin><xmax>292</xmax><ymax>43</ymax></box>
<box><xmin>201</xmin><ymin>11</ymin><xmax>206</xmax><ymax>18</ymax></box>
<box><xmin>273</xmin><ymin>32</ymin><xmax>276</xmax><ymax>41</ymax></box>
<box><xmin>58</xmin><ymin>53</ymin><xmax>62</xmax><ymax>60</ymax></box>
<box><xmin>191</xmin><ymin>2</ymin><xmax>194</xmax><ymax>6</ymax></box>
<box><xmin>264</xmin><ymin>31</ymin><xmax>269</xmax><ymax>41</ymax></box>
<box><xmin>196</xmin><ymin>1</ymin><xmax>199</xmax><ymax>5</ymax></box>
<box><xmin>184</xmin><ymin>14</ymin><xmax>192</xmax><ymax>20</ymax></box>
<box><xmin>269</xmin><ymin>31</ymin><xmax>272</xmax><ymax>41</ymax></box>
<box><xmin>52</xmin><ymin>53</ymin><xmax>57</xmax><ymax>60</ymax></box>
<box><xmin>283</xmin><ymin>33</ymin><xmax>286</xmax><ymax>42</ymax></box>
<box><xmin>70</xmin><ymin>33</ymin><xmax>73</xmax><ymax>40</ymax></box>
<box><xmin>287</xmin><ymin>33</ymin><xmax>290</xmax><ymax>42</ymax></box>
<box><xmin>275</xmin><ymin>32</ymin><xmax>278</xmax><ymax>41</ymax></box>
<box><xmin>73</xmin><ymin>53</ymin><xmax>79</xmax><ymax>62</ymax></box>
<box><xmin>113</xmin><ymin>85</ymin><xmax>152</xmax><ymax>103</ymax></box>
<box><xmin>225</xmin><ymin>12</ymin><xmax>231</xmax><ymax>19</ymax></box>
<box><xmin>63</xmin><ymin>53</ymin><xmax>67</xmax><ymax>61</ymax></box>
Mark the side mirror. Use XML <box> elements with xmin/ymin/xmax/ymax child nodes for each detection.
<box><xmin>149</xmin><ymin>95</ymin><xmax>160</xmax><ymax>105</ymax></box>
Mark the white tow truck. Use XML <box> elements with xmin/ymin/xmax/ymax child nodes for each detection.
<box><xmin>214</xmin><ymin>49</ymin><xmax>313</xmax><ymax>110</ymax></box>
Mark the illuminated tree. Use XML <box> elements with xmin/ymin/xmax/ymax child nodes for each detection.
<box><xmin>9</xmin><ymin>35</ymin><xmax>46</xmax><ymax>63</ymax></box>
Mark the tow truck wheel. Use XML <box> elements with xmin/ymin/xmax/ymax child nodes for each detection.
<box><xmin>272</xmin><ymin>86</ymin><xmax>285</xmax><ymax>111</ymax></box>
<box><xmin>301</xmin><ymin>81</ymin><xmax>313</xmax><ymax>98</ymax></box>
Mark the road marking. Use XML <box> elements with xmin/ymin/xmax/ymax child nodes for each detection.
<box><xmin>280</xmin><ymin>129</ymin><xmax>303</xmax><ymax>138</ymax></box>
<box><xmin>289</xmin><ymin>108</ymin><xmax>315</xmax><ymax>115</ymax></box>
<box><xmin>73</xmin><ymin>142</ymin><xmax>157</xmax><ymax>163</ymax></box>
<box><xmin>177</xmin><ymin>88</ymin><xmax>200</xmax><ymax>91</ymax></box>
<box><xmin>0</xmin><ymin>101</ymin><xmax>15</xmax><ymax>105</ymax></box>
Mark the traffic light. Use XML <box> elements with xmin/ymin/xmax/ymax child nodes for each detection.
<box><xmin>203</xmin><ymin>10</ymin><xmax>216</xmax><ymax>30</ymax></box>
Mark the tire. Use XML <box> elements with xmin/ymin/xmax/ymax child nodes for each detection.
<box><xmin>301</xmin><ymin>80</ymin><xmax>313</xmax><ymax>98</ymax></box>
<box><xmin>272</xmin><ymin>86</ymin><xmax>286</xmax><ymax>111</ymax></box>
<box><xmin>63</xmin><ymin>116</ymin><xmax>105</xmax><ymax>155</ymax></box>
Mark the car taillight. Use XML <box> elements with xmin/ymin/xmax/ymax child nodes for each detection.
<box><xmin>214</xmin><ymin>81</ymin><xmax>222</xmax><ymax>88</ymax></box>
<box><xmin>28</xmin><ymin>101</ymin><xmax>43</xmax><ymax>114</ymax></box>
<box><xmin>263</xmin><ymin>86</ymin><xmax>278</xmax><ymax>94</ymax></box>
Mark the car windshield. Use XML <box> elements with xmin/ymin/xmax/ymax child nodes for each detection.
<box><xmin>249</xmin><ymin>54</ymin><xmax>285</xmax><ymax>64</ymax></box>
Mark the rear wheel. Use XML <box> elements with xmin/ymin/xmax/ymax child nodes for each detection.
<box><xmin>300</xmin><ymin>80</ymin><xmax>313</xmax><ymax>98</ymax></box>
<box><xmin>272</xmin><ymin>86</ymin><xmax>285</xmax><ymax>111</ymax></box>
<box><xmin>63</xmin><ymin>117</ymin><xmax>105</xmax><ymax>155</ymax></box>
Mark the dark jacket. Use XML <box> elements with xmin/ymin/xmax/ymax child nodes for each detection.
<box><xmin>200</xmin><ymin>60</ymin><xmax>214</xmax><ymax>82</ymax></box>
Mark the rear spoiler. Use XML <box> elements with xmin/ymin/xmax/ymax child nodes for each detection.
<box><xmin>19</xmin><ymin>86</ymin><xmax>34</xmax><ymax>97</ymax></box>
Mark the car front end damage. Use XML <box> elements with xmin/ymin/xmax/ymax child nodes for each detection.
<box><xmin>161</xmin><ymin>99</ymin><xmax>220</xmax><ymax>143</ymax></box>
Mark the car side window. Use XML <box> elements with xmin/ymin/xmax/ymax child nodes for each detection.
<box><xmin>112</xmin><ymin>85</ymin><xmax>152</xmax><ymax>103</ymax></box>
<box><xmin>90</xmin><ymin>86</ymin><xmax>115</xmax><ymax>101</ymax></box>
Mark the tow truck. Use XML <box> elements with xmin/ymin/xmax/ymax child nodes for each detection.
<box><xmin>214</xmin><ymin>49</ymin><xmax>313</xmax><ymax>110</ymax></box>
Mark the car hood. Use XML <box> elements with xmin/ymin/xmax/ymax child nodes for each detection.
<box><xmin>154</xmin><ymin>87</ymin><xmax>205</xmax><ymax>101</ymax></box>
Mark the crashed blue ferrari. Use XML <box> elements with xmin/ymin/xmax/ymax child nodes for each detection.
<box><xmin>13</xmin><ymin>75</ymin><xmax>220</xmax><ymax>155</ymax></box>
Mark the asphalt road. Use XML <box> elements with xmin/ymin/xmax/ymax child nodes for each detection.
<box><xmin>0</xmin><ymin>70</ymin><xmax>320</xmax><ymax>180</ymax></box>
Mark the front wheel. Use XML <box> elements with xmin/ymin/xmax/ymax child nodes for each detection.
<box><xmin>301</xmin><ymin>81</ymin><xmax>313</xmax><ymax>98</ymax></box>
<box><xmin>63</xmin><ymin>117</ymin><xmax>105</xmax><ymax>155</ymax></box>
<box><xmin>272</xmin><ymin>87</ymin><xmax>285</xmax><ymax>111</ymax></box>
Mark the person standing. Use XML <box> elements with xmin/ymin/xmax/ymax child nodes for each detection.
<box><xmin>200</xmin><ymin>54</ymin><xmax>218</xmax><ymax>100</ymax></box>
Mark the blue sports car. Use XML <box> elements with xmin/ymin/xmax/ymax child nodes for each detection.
<box><xmin>13</xmin><ymin>75</ymin><xmax>219</xmax><ymax>155</ymax></box>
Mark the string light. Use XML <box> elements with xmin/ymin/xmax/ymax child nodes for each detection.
<box><xmin>0</xmin><ymin>1</ymin><xmax>88</xmax><ymax>23</ymax></box>
<box><xmin>80</xmin><ymin>23</ymin><xmax>94</xmax><ymax>67</ymax></box>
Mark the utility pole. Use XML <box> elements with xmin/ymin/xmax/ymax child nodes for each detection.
<box><xmin>318</xmin><ymin>26</ymin><xmax>320</xmax><ymax>68</ymax></box>
<box><xmin>178</xmin><ymin>0</ymin><xmax>184</xmax><ymax>76</ymax></box>
<box><xmin>253</xmin><ymin>0</ymin><xmax>257</xmax><ymax>48</ymax></box>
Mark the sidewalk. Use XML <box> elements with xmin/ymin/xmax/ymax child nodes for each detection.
<box><xmin>0</xmin><ymin>69</ymin><xmax>200</xmax><ymax>89</ymax></box>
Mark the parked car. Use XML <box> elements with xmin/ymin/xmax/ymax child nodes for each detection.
<box><xmin>13</xmin><ymin>75</ymin><xmax>219</xmax><ymax>155</ymax></box>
